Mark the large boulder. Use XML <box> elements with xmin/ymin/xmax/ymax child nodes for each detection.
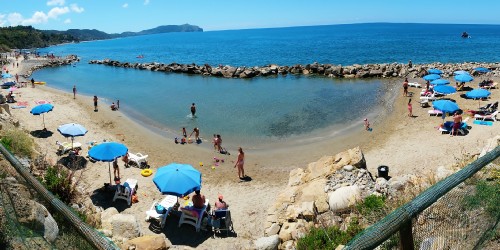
<box><xmin>100</xmin><ymin>207</ymin><xmax>119</xmax><ymax>232</ymax></box>
<box><xmin>255</xmin><ymin>234</ymin><xmax>280</xmax><ymax>250</ymax></box>
<box><xmin>297</xmin><ymin>179</ymin><xmax>328</xmax><ymax>213</ymax></box>
<box><xmin>328</xmin><ymin>185</ymin><xmax>362</xmax><ymax>212</ymax></box>
<box><xmin>110</xmin><ymin>214</ymin><xmax>141</xmax><ymax>240</ymax></box>
<box><xmin>122</xmin><ymin>235</ymin><xmax>170</xmax><ymax>250</ymax></box>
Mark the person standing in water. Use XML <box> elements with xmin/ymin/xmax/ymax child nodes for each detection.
<box><xmin>93</xmin><ymin>96</ymin><xmax>98</xmax><ymax>112</ymax></box>
<box><xmin>191</xmin><ymin>103</ymin><xmax>196</xmax><ymax>117</ymax></box>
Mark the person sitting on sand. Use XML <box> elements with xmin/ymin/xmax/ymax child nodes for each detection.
<box><xmin>214</xmin><ymin>194</ymin><xmax>228</xmax><ymax>210</ymax></box>
<box><xmin>110</xmin><ymin>102</ymin><xmax>117</xmax><ymax>111</ymax></box>
<box><xmin>451</xmin><ymin>111</ymin><xmax>462</xmax><ymax>137</ymax></box>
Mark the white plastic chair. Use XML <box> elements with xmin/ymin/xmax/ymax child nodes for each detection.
<box><xmin>145</xmin><ymin>195</ymin><xmax>178</xmax><ymax>228</ymax></box>
<box><xmin>178</xmin><ymin>199</ymin><xmax>209</xmax><ymax>232</ymax></box>
<box><xmin>113</xmin><ymin>178</ymin><xmax>137</xmax><ymax>206</ymax></box>
<box><xmin>126</xmin><ymin>152</ymin><xmax>149</xmax><ymax>168</ymax></box>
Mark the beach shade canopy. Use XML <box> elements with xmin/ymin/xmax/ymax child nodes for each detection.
<box><xmin>433</xmin><ymin>85</ymin><xmax>456</xmax><ymax>95</ymax></box>
<box><xmin>153</xmin><ymin>163</ymin><xmax>202</xmax><ymax>197</ymax></box>
<box><xmin>1</xmin><ymin>73</ymin><xmax>12</xmax><ymax>78</ymax></box>
<box><xmin>88</xmin><ymin>142</ymin><xmax>128</xmax><ymax>184</ymax></box>
<box><xmin>57</xmin><ymin>123</ymin><xmax>88</xmax><ymax>149</ymax></box>
<box><xmin>427</xmin><ymin>68</ymin><xmax>443</xmax><ymax>74</ymax></box>
<box><xmin>453</xmin><ymin>70</ymin><xmax>470</xmax><ymax>75</ymax></box>
<box><xmin>423</xmin><ymin>74</ymin><xmax>441</xmax><ymax>81</ymax></box>
<box><xmin>465</xmin><ymin>89</ymin><xmax>491</xmax><ymax>99</ymax></box>
<box><xmin>433</xmin><ymin>100</ymin><xmax>460</xmax><ymax>114</ymax></box>
<box><xmin>30</xmin><ymin>103</ymin><xmax>54</xmax><ymax>129</ymax></box>
<box><xmin>454</xmin><ymin>74</ymin><xmax>474</xmax><ymax>83</ymax></box>
<box><xmin>430</xmin><ymin>79</ymin><xmax>450</xmax><ymax>86</ymax></box>
<box><xmin>474</xmin><ymin>67</ymin><xmax>490</xmax><ymax>73</ymax></box>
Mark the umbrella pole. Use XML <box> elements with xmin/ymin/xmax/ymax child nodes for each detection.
<box><xmin>108</xmin><ymin>162</ymin><xmax>112</xmax><ymax>184</ymax></box>
<box><xmin>42</xmin><ymin>114</ymin><xmax>45</xmax><ymax>129</ymax></box>
<box><xmin>71</xmin><ymin>137</ymin><xmax>74</xmax><ymax>151</ymax></box>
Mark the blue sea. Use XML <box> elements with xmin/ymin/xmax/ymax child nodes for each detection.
<box><xmin>32</xmin><ymin>23</ymin><xmax>500</xmax><ymax>149</ymax></box>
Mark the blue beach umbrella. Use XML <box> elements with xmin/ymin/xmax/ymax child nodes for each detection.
<box><xmin>57</xmin><ymin>123</ymin><xmax>88</xmax><ymax>149</ymax></box>
<box><xmin>466</xmin><ymin>89</ymin><xmax>491</xmax><ymax>108</ymax></box>
<box><xmin>153</xmin><ymin>163</ymin><xmax>202</xmax><ymax>197</ymax></box>
<box><xmin>474</xmin><ymin>67</ymin><xmax>490</xmax><ymax>73</ymax></box>
<box><xmin>453</xmin><ymin>70</ymin><xmax>469</xmax><ymax>75</ymax></box>
<box><xmin>30</xmin><ymin>103</ymin><xmax>54</xmax><ymax>129</ymax></box>
<box><xmin>1</xmin><ymin>73</ymin><xmax>12</xmax><ymax>78</ymax></box>
<box><xmin>433</xmin><ymin>85</ymin><xmax>456</xmax><ymax>95</ymax></box>
<box><xmin>423</xmin><ymin>74</ymin><xmax>441</xmax><ymax>81</ymax></box>
<box><xmin>433</xmin><ymin>100</ymin><xmax>460</xmax><ymax>114</ymax></box>
<box><xmin>428</xmin><ymin>69</ymin><xmax>443</xmax><ymax>74</ymax></box>
<box><xmin>88</xmin><ymin>142</ymin><xmax>128</xmax><ymax>184</ymax></box>
<box><xmin>430</xmin><ymin>79</ymin><xmax>450</xmax><ymax>86</ymax></box>
<box><xmin>454</xmin><ymin>74</ymin><xmax>474</xmax><ymax>83</ymax></box>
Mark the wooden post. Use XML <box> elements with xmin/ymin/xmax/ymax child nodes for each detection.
<box><xmin>399</xmin><ymin>220</ymin><xmax>414</xmax><ymax>250</ymax></box>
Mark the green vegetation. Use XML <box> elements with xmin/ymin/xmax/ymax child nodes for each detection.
<box><xmin>0</xmin><ymin>26</ymin><xmax>76</xmax><ymax>52</ymax></box>
<box><xmin>0</xmin><ymin>129</ymin><xmax>34</xmax><ymax>157</ymax></box>
<box><xmin>296</xmin><ymin>218</ymin><xmax>363</xmax><ymax>250</ymax></box>
<box><xmin>463</xmin><ymin>180</ymin><xmax>500</xmax><ymax>218</ymax></box>
<box><xmin>41</xmin><ymin>165</ymin><xmax>77</xmax><ymax>204</ymax></box>
<box><xmin>356</xmin><ymin>194</ymin><xmax>386</xmax><ymax>218</ymax></box>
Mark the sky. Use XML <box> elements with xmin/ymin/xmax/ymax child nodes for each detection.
<box><xmin>0</xmin><ymin>0</ymin><xmax>499</xmax><ymax>33</ymax></box>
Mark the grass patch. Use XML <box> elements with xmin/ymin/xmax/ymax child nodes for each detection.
<box><xmin>41</xmin><ymin>165</ymin><xmax>78</xmax><ymax>204</ymax></box>
<box><xmin>297</xmin><ymin>217</ymin><xmax>363</xmax><ymax>250</ymax></box>
<box><xmin>463</xmin><ymin>180</ymin><xmax>500</xmax><ymax>218</ymax></box>
<box><xmin>0</xmin><ymin>129</ymin><xmax>34</xmax><ymax>157</ymax></box>
<box><xmin>356</xmin><ymin>194</ymin><xmax>386</xmax><ymax>218</ymax></box>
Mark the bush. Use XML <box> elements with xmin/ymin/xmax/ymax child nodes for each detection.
<box><xmin>42</xmin><ymin>165</ymin><xmax>77</xmax><ymax>203</ymax></box>
<box><xmin>0</xmin><ymin>129</ymin><xmax>34</xmax><ymax>157</ymax></box>
<box><xmin>297</xmin><ymin>217</ymin><xmax>363</xmax><ymax>250</ymax></box>
<box><xmin>356</xmin><ymin>194</ymin><xmax>386</xmax><ymax>216</ymax></box>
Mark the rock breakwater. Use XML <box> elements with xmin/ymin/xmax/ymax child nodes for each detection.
<box><xmin>89</xmin><ymin>59</ymin><xmax>500</xmax><ymax>79</ymax></box>
<box><xmin>22</xmin><ymin>55</ymin><xmax>79</xmax><ymax>78</ymax></box>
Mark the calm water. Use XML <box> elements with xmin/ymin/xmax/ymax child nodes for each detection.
<box><xmin>32</xmin><ymin>23</ymin><xmax>500</xmax><ymax>148</ymax></box>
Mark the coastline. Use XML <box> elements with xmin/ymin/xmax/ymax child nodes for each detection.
<box><xmin>7</xmin><ymin>56</ymin><xmax>500</xmax><ymax>248</ymax></box>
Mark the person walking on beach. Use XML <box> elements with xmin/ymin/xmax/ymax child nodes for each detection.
<box><xmin>113</xmin><ymin>159</ymin><xmax>120</xmax><ymax>179</ymax></box>
<box><xmin>212</xmin><ymin>134</ymin><xmax>218</xmax><ymax>151</ymax></box>
<box><xmin>72</xmin><ymin>85</ymin><xmax>77</xmax><ymax>99</ymax></box>
<box><xmin>31</xmin><ymin>78</ymin><xmax>35</xmax><ymax>88</ymax></box>
<box><xmin>403</xmin><ymin>78</ymin><xmax>409</xmax><ymax>97</ymax></box>
<box><xmin>182</xmin><ymin>127</ymin><xmax>187</xmax><ymax>138</ymax></box>
<box><xmin>364</xmin><ymin>118</ymin><xmax>370</xmax><ymax>131</ymax></box>
<box><xmin>15</xmin><ymin>73</ymin><xmax>18</xmax><ymax>83</ymax></box>
<box><xmin>93</xmin><ymin>95</ymin><xmax>98</xmax><ymax>112</ymax></box>
<box><xmin>234</xmin><ymin>147</ymin><xmax>245</xmax><ymax>179</ymax></box>
<box><xmin>117</xmin><ymin>100</ymin><xmax>120</xmax><ymax>109</ymax></box>
<box><xmin>408</xmin><ymin>98</ymin><xmax>413</xmax><ymax>117</ymax></box>
<box><xmin>190</xmin><ymin>127</ymin><xmax>200</xmax><ymax>141</ymax></box>
<box><xmin>191</xmin><ymin>103</ymin><xmax>196</xmax><ymax>117</ymax></box>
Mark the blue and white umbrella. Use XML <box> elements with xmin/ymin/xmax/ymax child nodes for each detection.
<box><xmin>454</xmin><ymin>74</ymin><xmax>474</xmax><ymax>83</ymax></box>
<box><xmin>433</xmin><ymin>85</ymin><xmax>456</xmax><ymax>95</ymax></box>
<box><xmin>58</xmin><ymin>123</ymin><xmax>88</xmax><ymax>149</ymax></box>
<box><xmin>430</xmin><ymin>79</ymin><xmax>450</xmax><ymax>86</ymax></box>
<box><xmin>423</xmin><ymin>74</ymin><xmax>441</xmax><ymax>81</ymax></box>
<box><xmin>428</xmin><ymin>68</ymin><xmax>443</xmax><ymax>74</ymax></box>
<box><xmin>88</xmin><ymin>142</ymin><xmax>128</xmax><ymax>184</ymax></box>
<box><xmin>153</xmin><ymin>163</ymin><xmax>202</xmax><ymax>197</ymax></box>
<box><xmin>433</xmin><ymin>100</ymin><xmax>460</xmax><ymax>114</ymax></box>
<box><xmin>30</xmin><ymin>104</ymin><xmax>54</xmax><ymax>129</ymax></box>
<box><xmin>453</xmin><ymin>70</ymin><xmax>469</xmax><ymax>75</ymax></box>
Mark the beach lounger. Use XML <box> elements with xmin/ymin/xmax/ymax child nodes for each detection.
<box><xmin>428</xmin><ymin>109</ymin><xmax>443</xmax><ymax>116</ymax></box>
<box><xmin>113</xmin><ymin>178</ymin><xmax>138</xmax><ymax>206</ymax></box>
<box><xmin>126</xmin><ymin>152</ymin><xmax>149</xmax><ymax>168</ymax></box>
<box><xmin>56</xmin><ymin>141</ymin><xmax>82</xmax><ymax>155</ymax></box>
<box><xmin>408</xmin><ymin>82</ymin><xmax>421</xmax><ymax>88</ymax></box>
<box><xmin>419</xmin><ymin>99</ymin><xmax>429</xmax><ymax>107</ymax></box>
<box><xmin>420</xmin><ymin>95</ymin><xmax>437</xmax><ymax>102</ymax></box>
<box><xmin>145</xmin><ymin>195</ymin><xmax>178</xmax><ymax>228</ymax></box>
<box><xmin>474</xmin><ymin>110</ymin><xmax>498</xmax><ymax>121</ymax></box>
<box><xmin>439</xmin><ymin>121</ymin><xmax>468</xmax><ymax>135</ymax></box>
<box><xmin>178</xmin><ymin>199</ymin><xmax>209</xmax><ymax>232</ymax></box>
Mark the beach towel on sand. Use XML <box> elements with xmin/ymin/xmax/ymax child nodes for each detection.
<box><xmin>473</xmin><ymin>120</ymin><xmax>493</xmax><ymax>126</ymax></box>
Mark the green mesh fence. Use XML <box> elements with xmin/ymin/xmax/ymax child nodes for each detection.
<box><xmin>345</xmin><ymin>145</ymin><xmax>500</xmax><ymax>249</ymax></box>
<box><xmin>0</xmin><ymin>144</ymin><xmax>119</xmax><ymax>250</ymax></box>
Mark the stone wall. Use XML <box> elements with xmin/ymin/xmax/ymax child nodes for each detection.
<box><xmin>89</xmin><ymin>59</ymin><xmax>500</xmax><ymax>80</ymax></box>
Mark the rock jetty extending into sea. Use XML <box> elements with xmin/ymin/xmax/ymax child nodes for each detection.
<box><xmin>21</xmin><ymin>55</ymin><xmax>79</xmax><ymax>78</ymax></box>
<box><xmin>89</xmin><ymin>59</ymin><xmax>500</xmax><ymax>79</ymax></box>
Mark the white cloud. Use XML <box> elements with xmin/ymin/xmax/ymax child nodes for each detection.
<box><xmin>47</xmin><ymin>7</ymin><xmax>70</xmax><ymax>19</ymax></box>
<box><xmin>47</xmin><ymin>0</ymin><xmax>65</xmax><ymax>6</ymax></box>
<box><xmin>70</xmin><ymin>4</ymin><xmax>84</xmax><ymax>13</ymax></box>
<box><xmin>64</xmin><ymin>18</ymin><xmax>71</xmax><ymax>24</ymax></box>
<box><xmin>144</xmin><ymin>0</ymin><xmax>150</xmax><ymax>5</ymax></box>
<box><xmin>122</xmin><ymin>3</ymin><xmax>129</xmax><ymax>8</ymax></box>
<box><xmin>0</xmin><ymin>14</ymin><xmax>6</xmax><ymax>26</ymax></box>
<box><xmin>7</xmin><ymin>13</ymin><xmax>25</xmax><ymax>25</ymax></box>
<box><xmin>21</xmin><ymin>11</ymin><xmax>50</xmax><ymax>25</ymax></box>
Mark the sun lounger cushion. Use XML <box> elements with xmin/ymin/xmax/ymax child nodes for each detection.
<box><xmin>155</xmin><ymin>204</ymin><xmax>167</xmax><ymax>214</ymax></box>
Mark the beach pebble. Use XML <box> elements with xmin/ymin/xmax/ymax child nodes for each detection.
<box><xmin>255</xmin><ymin>235</ymin><xmax>280</xmax><ymax>250</ymax></box>
<box><xmin>343</xmin><ymin>165</ymin><xmax>354</xmax><ymax>171</ymax></box>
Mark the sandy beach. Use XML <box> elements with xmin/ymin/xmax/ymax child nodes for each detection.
<box><xmin>4</xmin><ymin>56</ymin><xmax>499</xmax><ymax>248</ymax></box>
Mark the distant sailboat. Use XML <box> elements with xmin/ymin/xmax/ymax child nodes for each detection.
<box><xmin>136</xmin><ymin>55</ymin><xmax>144</xmax><ymax>58</ymax></box>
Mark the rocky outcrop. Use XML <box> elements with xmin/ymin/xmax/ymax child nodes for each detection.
<box><xmin>121</xmin><ymin>235</ymin><xmax>171</xmax><ymax>250</ymax></box>
<box><xmin>100</xmin><ymin>210</ymin><xmax>142</xmax><ymax>244</ymax></box>
<box><xmin>89</xmin><ymin>59</ymin><xmax>500</xmax><ymax>80</ymax></box>
<box><xmin>22</xmin><ymin>55</ymin><xmax>79</xmax><ymax>78</ymax></box>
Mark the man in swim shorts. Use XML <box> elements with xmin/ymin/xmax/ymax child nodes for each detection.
<box><xmin>191</xmin><ymin>103</ymin><xmax>196</xmax><ymax>117</ymax></box>
<box><xmin>451</xmin><ymin>111</ymin><xmax>462</xmax><ymax>137</ymax></box>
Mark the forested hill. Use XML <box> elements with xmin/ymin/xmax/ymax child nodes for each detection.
<box><xmin>0</xmin><ymin>24</ymin><xmax>203</xmax><ymax>51</ymax></box>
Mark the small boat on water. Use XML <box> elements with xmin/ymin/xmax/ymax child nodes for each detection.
<box><xmin>136</xmin><ymin>55</ymin><xmax>144</xmax><ymax>58</ymax></box>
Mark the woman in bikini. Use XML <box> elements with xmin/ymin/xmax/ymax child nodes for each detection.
<box><xmin>234</xmin><ymin>147</ymin><xmax>245</xmax><ymax>179</ymax></box>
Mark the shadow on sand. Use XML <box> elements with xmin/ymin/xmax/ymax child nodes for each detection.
<box><xmin>57</xmin><ymin>155</ymin><xmax>88</xmax><ymax>170</ymax></box>
<box><xmin>240</xmin><ymin>175</ymin><xmax>252</xmax><ymax>182</ymax></box>
<box><xmin>30</xmin><ymin>129</ymin><xmax>53</xmax><ymax>138</ymax></box>
<box><xmin>90</xmin><ymin>186</ymin><xmax>130</xmax><ymax>213</ymax></box>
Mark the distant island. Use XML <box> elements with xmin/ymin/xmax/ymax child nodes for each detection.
<box><xmin>0</xmin><ymin>24</ymin><xmax>203</xmax><ymax>52</ymax></box>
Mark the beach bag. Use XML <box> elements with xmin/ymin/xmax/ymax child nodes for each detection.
<box><xmin>155</xmin><ymin>204</ymin><xmax>166</xmax><ymax>214</ymax></box>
